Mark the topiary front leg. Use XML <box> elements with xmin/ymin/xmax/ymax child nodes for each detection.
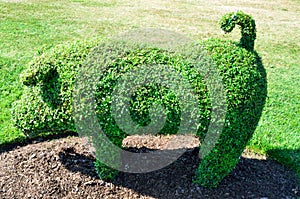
<box><xmin>94</xmin><ymin>159</ymin><xmax>119</xmax><ymax>181</ymax></box>
<box><xmin>92</xmin><ymin>132</ymin><xmax>127</xmax><ymax>180</ymax></box>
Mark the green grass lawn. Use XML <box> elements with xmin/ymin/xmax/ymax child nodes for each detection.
<box><xmin>0</xmin><ymin>0</ymin><xmax>299</xmax><ymax>178</ymax></box>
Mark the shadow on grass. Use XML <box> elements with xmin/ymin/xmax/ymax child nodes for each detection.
<box><xmin>0</xmin><ymin>131</ymin><xmax>78</xmax><ymax>154</ymax></box>
<box><xmin>267</xmin><ymin>148</ymin><xmax>300</xmax><ymax>179</ymax></box>
<box><xmin>58</xmin><ymin>146</ymin><xmax>299</xmax><ymax>199</ymax></box>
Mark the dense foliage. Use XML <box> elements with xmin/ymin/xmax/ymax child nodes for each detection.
<box><xmin>193</xmin><ymin>38</ymin><xmax>266</xmax><ymax>186</ymax></box>
<box><xmin>13</xmin><ymin>39</ymin><xmax>101</xmax><ymax>135</ymax></box>
<box><xmin>13</xmin><ymin>11</ymin><xmax>267</xmax><ymax>187</ymax></box>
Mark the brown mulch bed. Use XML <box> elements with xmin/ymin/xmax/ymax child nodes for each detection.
<box><xmin>0</xmin><ymin>135</ymin><xmax>299</xmax><ymax>199</ymax></box>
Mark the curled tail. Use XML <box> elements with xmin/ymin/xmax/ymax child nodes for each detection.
<box><xmin>219</xmin><ymin>11</ymin><xmax>256</xmax><ymax>51</ymax></box>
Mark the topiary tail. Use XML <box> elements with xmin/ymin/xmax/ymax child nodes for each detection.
<box><xmin>219</xmin><ymin>11</ymin><xmax>256</xmax><ymax>51</ymax></box>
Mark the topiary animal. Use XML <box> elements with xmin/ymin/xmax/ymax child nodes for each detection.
<box><xmin>13</xmin><ymin>11</ymin><xmax>267</xmax><ymax>187</ymax></box>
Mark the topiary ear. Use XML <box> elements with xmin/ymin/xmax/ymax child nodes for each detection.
<box><xmin>20</xmin><ymin>58</ymin><xmax>42</xmax><ymax>86</ymax></box>
<box><xmin>219</xmin><ymin>11</ymin><xmax>256</xmax><ymax>51</ymax></box>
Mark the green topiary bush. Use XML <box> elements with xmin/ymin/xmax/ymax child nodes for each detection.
<box><xmin>13</xmin><ymin>11</ymin><xmax>267</xmax><ymax>188</ymax></box>
<box><xmin>13</xmin><ymin>39</ymin><xmax>102</xmax><ymax>135</ymax></box>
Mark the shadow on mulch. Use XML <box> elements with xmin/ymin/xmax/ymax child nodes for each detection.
<box><xmin>58</xmin><ymin>146</ymin><xmax>300</xmax><ymax>199</ymax></box>
<box><xmin>58</xmin><ymin>147</ymin><xmax>99</xmax><ymax>178</ymax></box>
<box><xmin>0</xmin><ymin>131</ymin><xmax>78</xmax><ymax>154</ymax></box>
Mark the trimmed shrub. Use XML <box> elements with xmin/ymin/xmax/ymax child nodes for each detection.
<box><xmin>13</xmin><ymin>11</ymin><xmax>267</xmax><ymax>187</ymax></box>
<box><xmin>13</xmin><ymin>39</ymin><xmax>102</xmax><ymax>135</ymax></box>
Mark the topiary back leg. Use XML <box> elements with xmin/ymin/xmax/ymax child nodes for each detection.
<box><xmin>193</xmin><ymin>12</ymin><xmax>267</xmax><ymax>187</ymax></box>
<box><xmin>193</xmin><ymin>108</ymin><xmax>263</xmax><ymax>187</ymax></box>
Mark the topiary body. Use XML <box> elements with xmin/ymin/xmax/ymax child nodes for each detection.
<box><xmin>13</xmin><ymin>11</ymin><xmax>267</xmax><ymax>187</ymax></box>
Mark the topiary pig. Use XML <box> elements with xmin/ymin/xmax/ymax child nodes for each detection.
<box><xmin>13</xmin><ymin>11</ymin><xmax>267</xmax><ymax>187</ymax></box>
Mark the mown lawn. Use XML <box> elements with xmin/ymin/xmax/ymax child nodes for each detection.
<box><xmin>0</xmin><ymin>0</ymin><xmax>299</xmax><ymax>178</ymax></box>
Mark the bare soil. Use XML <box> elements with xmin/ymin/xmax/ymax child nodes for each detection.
<box><xmin>0</xmin><ymin>135</ymin><xmax>299</xmax><ymax>199</ymax></box>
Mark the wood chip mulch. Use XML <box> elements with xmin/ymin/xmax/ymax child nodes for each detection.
<box><xmin>0</xmin><ymin>135</ymin><xmax>299</xmax><ymax>199</ymax></box>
